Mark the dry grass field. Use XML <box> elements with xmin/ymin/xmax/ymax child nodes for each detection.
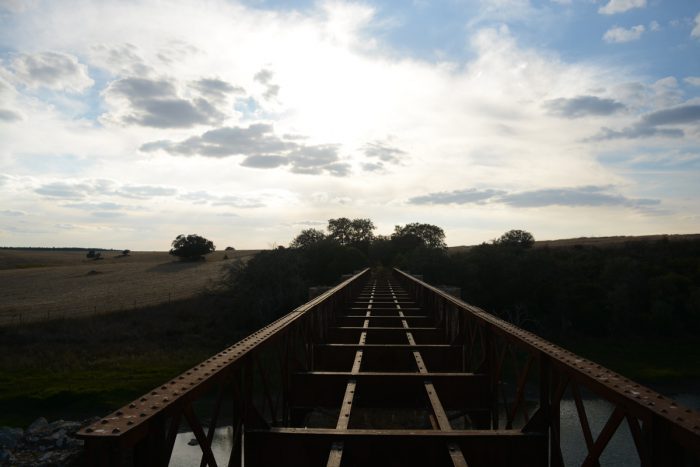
<box><xmin>0</xmin><ymin>249</ymin><xmax>259</xmax><ymax>326</ymax></box>
<box><xmin>448</xmin><ymin>233</ymin><xmax>700</xmax><ymax>254</ymax></box>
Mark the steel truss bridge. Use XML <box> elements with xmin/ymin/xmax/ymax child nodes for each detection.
<box><xmin>79</xmin><ymin>268</ymin><xmax>700</xmax><ymax>466</ymax></box>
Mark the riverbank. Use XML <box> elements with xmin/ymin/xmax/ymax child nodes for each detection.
<box><xmin>1</xmin><ymin>299</ymin><xmax>698</xmax><ymax>428</ymax></box>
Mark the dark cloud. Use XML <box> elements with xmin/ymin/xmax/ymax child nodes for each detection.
<box><xmin>35</xmin><ymin>180</ymin><xmax>178</xmax><ymax>200</ymax></box>
<box><xmin>362</xmin><ymin>162</ymin><xmax>384</xmax><ymax>172</ymax></box>
<box><xmin>192</xmin><ymin>78</ymin><xmax>245</xmax><ymax>98</ymax></box>
<box><xmin>144</xmin><ymin>124</ymin><xmax>293</xmax><ymax>157</ymax></box>
<box><xmin>141</xmin><ymin>125</ymin><xmax>350</xmax><ymax>176</ymax></box>
<box><xmin>0</xmin><ymin>109</ymin><xmax>22</xmax><ymax>122</ymax></box>
<box><xmin>35</xmin><ymin>182</ymin><xmax>94</xmax><ymax>199</ymax></box>
<box><xmin>364</xmin><ymin>141</ymin><xmax>406</xmax><ymax>163</ymax></box>
<box><xmin>288</xmin><ymin>145</ymin><xmax>341</xmax><ymax>174</ymax></box>
<box><xmin>409</xmin><ymin>186</ymin><xmax>659</xmax><ymax>210</ymax></box>
<box><xmin>591</xmin><ymin>103</ymin><xmax>700</xmax><ymax>141</ymax></box>
<box><xmin>409</xmin><ymin>188</ymin><xmax>505</xmax><ymax>205</ymax></box>
<box><xmin>593</xmin><ymin>126</ymin><xmax>684</xmax><ymax>140</ymax></box>
<box><xmin>641</xmin><ymin>104</ymin><xmax>700</xmax><ymax>126</ymax></box>
<box><xmin>106</xmin><ymin>77</ymin><xmax>225</xmax><ymax>128</ymax></box>
<box><xmin>545</xmin><ymin>95</ymin><xmax>626</xmax><ymax>118</ymax></box>
<box><xmin>499</xmin><ymin>186</ymin><xmax>658</xmax><ymax>208</ymax></box>
<box><xmin>254</xmin><ymin>68</ymin><xmax>279</xmax><ymax>99</ymax></box>
<box><xmin>241</xmin><ymin>155</ymin><xmax>287</xmax><ymax>168</ymax></box>
<box><xmin>11</xmin><ymin>51</ymin><xmax>93</xmax><ymax>92</ymax></box>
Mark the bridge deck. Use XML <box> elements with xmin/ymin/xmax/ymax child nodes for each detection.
<box><xmin>77</xmin><ymin>268</ymin><xmax>700</xmax><ymax>467</ymax></box>
<box><xmin>248</xmin><ymin>276</ymin><xmax>545</xmax><ymax>466</ymax></box>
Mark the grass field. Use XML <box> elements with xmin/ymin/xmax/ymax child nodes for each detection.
<box><xmin>0</xmin><ymin>249</ymin><xmax>259</xmax><ymax>326</ymax></box>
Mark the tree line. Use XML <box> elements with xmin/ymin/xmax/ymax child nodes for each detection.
<box><xmin>220</xmin><ymin>219</ymin><xmax>699</xmax><ymax>340</ymax></box>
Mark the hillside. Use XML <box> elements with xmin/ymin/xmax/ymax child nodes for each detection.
<box><xmin>0</xmin><ymin>249</ymin><xmax>259</xmax><ymax>326</ymax></box>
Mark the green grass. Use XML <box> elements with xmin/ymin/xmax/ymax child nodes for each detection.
<box><xmin>0</xmin><ymin>295</ymin><xmax>247</xmax><ymax>427</ymax></box>
<box><xmin>0</xmin><ymin>356</ymin><xmax>208</xmax><ymax>426</ymax></box>
<box><xmin>556</xmin><ymin>336</ymin><xmax>700</xmax><ymax>383</ymax></box>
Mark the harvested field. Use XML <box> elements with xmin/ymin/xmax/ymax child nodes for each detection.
<box><xmin>0</xmin><ymin>249</ymin><xmax>259</xmax><ymax>326</ymax></box>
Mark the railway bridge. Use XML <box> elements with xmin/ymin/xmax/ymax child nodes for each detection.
<box><xmin>79</xmin><ymin>268</ymin><xmax>700</xmax><ymax>466</ymax></box>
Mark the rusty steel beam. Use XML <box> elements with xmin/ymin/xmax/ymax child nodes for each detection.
<box><xmin>245</xmin><ymin>428</ymin><xmax>547</xmax><ymax>467</ymax></box>
<box><xmin>394</xmin><ymin>268</ymin><xmax>700</xmax><ymax>461</ymax></box>
<box><xmin>76</xmin><ymin>269</ymin><xmax>370</xmax><ymax>453</ymax></box>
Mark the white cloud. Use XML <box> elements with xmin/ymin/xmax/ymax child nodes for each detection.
<box><xmin>603</xmin><ymin>25</ymin><xmax>645</xmax><ymax>43</ymax></box>
<box><xmin>685</xmin><ymin>77</ymin><xmax>700</xmax><ymax>87</ymax></box>
<box><xmin>693</xmin><ymin>12</ymin><xmax>700</xmax><ymax>38</ymax></box>
<box><xmin>598</xmin><ymin>0</ymin><xmax>646</xmax><ymax>15</ymax></box>
<box><xmin>649</xmin><ymin>21</ymin><xmax>660</xmax><ymax>32</ymax></box>
<box><xmin>0</xmin><ymin>0</ymin><xmax>697</xmax><ymax>249</ymax></box>
<box><xmin>9</xmin><ymin>52</ymin><xmax>93</xmax><ymax>92</ymax></box>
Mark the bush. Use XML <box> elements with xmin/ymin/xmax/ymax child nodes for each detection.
<box><xmin>169</xmin><ymin>234</ymin><xmax>215</xmax><ymax>260</ymax></box>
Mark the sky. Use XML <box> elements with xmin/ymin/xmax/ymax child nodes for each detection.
<box><xmin>0</xmin><ymin>0</ymin><xmax>699</xmax><ymax>250</ymax></box>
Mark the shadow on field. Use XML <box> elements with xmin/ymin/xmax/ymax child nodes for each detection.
<box><xmin>147</xmin><ymin>260</ymin><xmax>210</xmax><ymax>273</ymax></box>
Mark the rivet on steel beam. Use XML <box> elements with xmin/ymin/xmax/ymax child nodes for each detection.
<box><xmin>140</xmin><ymin>413</ymin><xmax>147</xmax><ymax>417</ymax></box>
<box><xmin>129</xmin><ymin>403</ymin><xmax>136</xmax><ymax>408</ymax></box>
<box><xmin>116</xmin><ymin>411</ymin><xmax>123</xmax><ymax>416</ymax></box>
<box><xmin>112</xmin><ymin>428</ymin><xmax>120</xmax><ymax>434</ymax></box>
<box><xmin>127</xmin><ymin>421</ymin><xmax>134</xmax><ymax>426</ymax></box>
<box><xmin>86</xmin><ymin>428</ymin><xmax>94</xmax><ymax>433</ymax></box>
<box><xmin>101</xmin><ymin>420</ymin><xmax>108</xmax><ymax>424</ymax></box>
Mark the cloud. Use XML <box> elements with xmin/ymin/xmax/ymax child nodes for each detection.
<box><xmin>593</xmin><ymin>126</ymin><xmax>684</xmax><ymax>140</ymax></box>
<box><xmin>499</xmin><ymin>186</ymin><xmax>658</xmax><ymax>208</ymax></box>
<box><xmin>254</xmin><ymin>68</ymin><xmax>279</xmax><ymax>100</ymax></box>
<box><xmin>241</xmin><ymin>155</ymin><xmax>288</xmax><ymax>168</ymax></box>
<box><xmin>592</xmin><ymin>104</ymin><xmax>700</xmax><ymax>140</ymax></box>
<box><xmin>363</xmin><ymin>140</ymin><xmax>406</xmax><ymax>163</ymax></box>
<box><xmin>192</xmin><ymin>78</ymin><xmax>245</xmax><ymax>99</ymax></box>
<box><xmin>35</xmin><ymin>181</ymin><xmax>96</xmax><ymax>199</ymax></box>
<box><xmin>10</xmin><ymin>52</ymin><xmax>94</xmax><ymax>92</ymax></box>
<box><xmin>102</xmin><ymin>77</ymin><xmax>227</xmax><ymax>128</ymax></box>
<box><xmin>598</xmin><ymin>0</ymin><xmax>646</xmax><ymax>15</ymax></box>
<box><xmin>649</xmin><ymin>20</ymin><xmax>660</xmax><ymax>32</ymax></box>
<box><xmin>65</xmin><ymin>201</ymin><xmax>124</xmax><ymax>210</ymax></box>
<box><xmin>693</xmin><ymin>12</ymin><xmax>700</xmax><ymax>38</ymax></box>
<box><xmin>212</xmin><ymin>195</ymin><xmax>265</xmax><ymax>208</ymax></box>
<box><xmin>409</xmin><ymin>188</ymin><xmax>506</xmax><ymax>205</ymax></box>
<box><xmin>603</xmin><ymin>25</ymin><xmax>645</xmax><ymax>43</ymax></box>
<box><xmin>544</xmin><ymin>95</ymin><xmax>626</xmax><ymax>118</ymax></box>
<box><xmin>34</xmin><ymin>179</ymin><xmax>178</xmax><ymax>200</ymax></box>
<box><xmin>141</xmin><ymin>124</ymin><xmax>349</xmax><ymax>176</ymax></box>
<box><xmin>0</xmin><ymin>210</ymin><xmax>26</xmax><ymax>216</ymax></box>
<box><xmin>410</xmin><ymin>186</ymin><xmax>659</xmax><ymax>210</ymax></box>
<box><xmin>0</xmin><ymin>108</ymin><xmax>22</xmax><ymax>121</ymax></box>
<box><xmin>287</xmin><ymin>144</ymin><xmax>347</xmax><ymax>175</ymax></box>
<box><xmin>117</xmin><ymin>185</ymin><xmax>177</xmax><ymax>198</ymax></box>
<box><xmin>89</xmin><ymin>43</ymin><xmax>153</xmax><ymax>76</ymax></box>
<box><xmin>143</xmin><ymin>123</ymin><xmax>293</xmax><ymax>157</ymax></box>
<box><xmin>685</xmin><ymin>77</ymin><xmax>700</xmax><ymax>87</ymax></box>
<box><xmin>641</xmin><ymin>104</ymin><xmax>700</xmax><ymax>126</ymax></box>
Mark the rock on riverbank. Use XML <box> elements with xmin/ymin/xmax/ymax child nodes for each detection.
<box><xmin>0</xmin><ymin>417</ymin><xmax>94</xmax><ymax>466</ymax></box>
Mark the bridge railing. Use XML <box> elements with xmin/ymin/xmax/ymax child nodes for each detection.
<box><xmin>77</xmin><ymin>268</ymin><xmax>370</xmax><ymax>467</ymax></box>
<box><xmin>394</xmin><ymin>268</ymin><xmax>700</xmax><ymax>467</ymax></box>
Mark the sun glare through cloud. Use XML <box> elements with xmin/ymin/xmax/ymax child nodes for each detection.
<box><xmin>0</xmin><ymin>0</ymin><xmax>699</xmax><ymax>249</ymax></box>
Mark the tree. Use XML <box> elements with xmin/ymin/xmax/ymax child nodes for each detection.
<box><xmin>392</xmin><ymin>223</ymin><xmax>447</xmax><ymax>250</ymax></box>
<box><xmin>493</xmin><ymin>229</ymin><xmax>535</xmax><ymax>248</ymax></box>
<box><xmin>86</xmin><ymin>249</ymin><xmax>96</xmax><ymax>258</ymax></box>
<box><xmin>122</xmin><ymin>249</ymin><xmax>131</xmax><ymax>256</ymax></box>
<box><xmin>169</xmin><ymin>234</ymin><xmax>215</xmax><ymax>260</ymax></box>
<box><xmin>290</xmin><ymin>228</ymin><xmax>326</xmax><ymax>249</ymax></box>
<box><xmin>327</xmin><ymin>218</ymin><xmax>375</xmax><ymax>252</ymax></box>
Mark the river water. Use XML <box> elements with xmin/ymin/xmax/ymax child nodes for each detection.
<box><xmin>170</xmin><ymin>391</ymin><xmax>700</xmax><ymax>466</ymax></box>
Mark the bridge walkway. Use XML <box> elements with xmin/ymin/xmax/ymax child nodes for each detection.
<box><xmin>246</xmin><ymin>273</ymin><xmax>545</xmax><ymax>466</ymax></box>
